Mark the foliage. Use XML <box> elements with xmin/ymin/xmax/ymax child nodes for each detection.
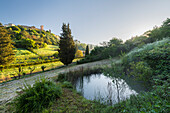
<box><xmin>106</xmin><ymin>91</ymin><xmax>169</xmax><ymax>113</ymax></box>
<box><xmin>41</xmin><ymin>65</ymin><xmax>46</xmax><ymax>72</ymax></box>
<box><xmin>85</xmin><ymin>45</ymin><xmax>89</xmax><ymax>56</ymax></box>
<box><xmin>15</xmin><ymin>38</ymin><xmax>35</xmax><ymax>49</ymax></box>
<box><xmin>61</xmin><ymin>81</ymin><xmax>73</xmax><ymax>88</ymax></box>
<box><xmin>78</xmin><ymin>19</ymin><xmax>170</xmax><ymax>64</ymax></box>
<box><xmin>74</xmin><ymin>41</ymin><xmax>87</xmax><ymax>51</ymax></box>
<box><xmin>75</xmin><ymin>50</ymin><xmax>83</xmax><ymax>58</ymax></box>
<box><xmin>104</xmin><ymin>62</ymin><xmax>124</xmax><ymax>79</ymax></box>
<box><xmin>0</xmin><ymin>58</ymin><xmax>80</xmax><ymax>82</ymax></box>
<box><xmin>108</xmin><ymin>38</ymin><xmax>123</xmax><ymax>47</ymax></box>
<box><xmin>13</xmin><ymin>77</ymin><xmax>62</xmax><ymax>113</ymax></box>
<box><xmin>59</xmin><ymin>23</ymin><xmax>75</xmax><ymax>65</ymax></box>
<box><xmin>125</xmin><ymin>38</ymin><xmax>170</xmax><ymax>64</ymax></box>
<box><xmin>129</xmin><ymin>61</ymin><xmax>153</xmax><ymax>84</ymax></box>
<box><xmin>28</xmin><ymin>66</ymin><xmax>36</xmax><ymax>75</ymax></box>
<box><xmin>0</xmin><ymin>27</ymin><xmax>15</xmax><ymax>66</ymax></box>
<box><xmin>90</xmin><ymin>46</ymin><xmax>104</xmax><ymax>56</ymax></box>
<box><xmin>102</xmin><ymin>38</ymin><xmax>170</xmax><ymax>112</ymax></box>
<box><xmin>3</xmin><ymin>24</ymin><xmax>59</xmax><ymax>48</ymax></box>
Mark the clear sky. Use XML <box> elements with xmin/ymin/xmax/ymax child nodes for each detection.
<box><xmin>0</xmin><ymin>0</ymin><xmax>170</xmax><ymax>44</ymax></box>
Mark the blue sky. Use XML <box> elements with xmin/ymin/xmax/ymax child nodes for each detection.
<box><xmin>0</xmin><ymin>0</ymin><xmax>170</xmax><ymax>44</ymax></box>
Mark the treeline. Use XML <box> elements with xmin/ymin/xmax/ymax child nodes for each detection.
<box><xmin>78</xmin><ymin>18</ymin><xmax>170</xmax><ymax>64</ymax></box>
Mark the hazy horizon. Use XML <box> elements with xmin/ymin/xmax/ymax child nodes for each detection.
<box><xmin>0</xmin><ymin>0</ymin><xmax>170</xmax><ymax>44</ymax></box>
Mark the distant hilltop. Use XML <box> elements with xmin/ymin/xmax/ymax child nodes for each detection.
<box><xmin>0</xmin><ymin>22</ymin><xmax>60</xmax><ymax>47</ymax></box>
<box><xmin>3</xmin><ymin>23</ymin><xmax>53</xmax><ymax>34</ymax></box>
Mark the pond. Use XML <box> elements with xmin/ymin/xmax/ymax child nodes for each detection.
<box><xmin>69</xmin><ymin>73</ymin><xmax>147</xmax><ymax>105</ymax></box>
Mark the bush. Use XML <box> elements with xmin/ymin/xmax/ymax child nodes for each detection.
<box><xmin>128</xmin><ymin>61</ymin><xmax>153</xmax><ymax>84</ymax></box>
<box><xmin>13</xmin><ymin>77</ymin><xmax>62</xmax><ymax>113</ymax></box>
<box><xmin>41</xmin><ymin>65</ymin><xmax>46</xmax><ymax>72</ymax></box>
<box><xmin>75</xmin><ymin>50</ymin><xmax>83</xmax><ymax>58</ymax></box>
<box><xmin>62</xmin><ymin>81</ymin><xmax>73</xmax><ymax>88</ymax></box>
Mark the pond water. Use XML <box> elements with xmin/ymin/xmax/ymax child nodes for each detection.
<box><xmin>70</xmin><ymin>73</ymin><xmax>147</xmax><ymax>105</ymax></box>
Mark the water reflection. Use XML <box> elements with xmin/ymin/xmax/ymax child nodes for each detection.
<box><xmin>69</xmin><ymin>73</ymin><xmax>146</xmax><ymax>105</ymax></box>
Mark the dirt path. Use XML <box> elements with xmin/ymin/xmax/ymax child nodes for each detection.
<box><xmin>0</xmin><ymin>58</ymin><xmax>119</xmax><ymax>107</ymax></box>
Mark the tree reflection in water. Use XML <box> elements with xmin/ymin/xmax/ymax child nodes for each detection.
<box><xmin>68</xmin><ymin>73</ymin><xmax>140</xmax><ymax>105</ymax></box>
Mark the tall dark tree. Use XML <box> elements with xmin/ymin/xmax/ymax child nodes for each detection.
<box><xmin>75</xmin><ymin>44</ymin><xmax>78</xmax><ymax>52</ymax></box>
<box><xmin>85</xmin><ymin>45</ymin><xmax>89</xmax><ymax>56</ymax></box>
<box><xmin>0</xmin><ymin>27</ymin><xmax>15</xmax><ymax>66</ymax></box>
<box><xmin>59</xmin><ymin>23</ymin><xmax>75</xmax><ymax>65</ymax></box>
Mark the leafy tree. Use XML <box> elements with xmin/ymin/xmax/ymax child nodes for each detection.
<box><xmin>90</xmin><ymin>46</ymin><xmax>104</xmax><ymax>56</ymax></box>
<box><xmin>75</xmin><ymin>44</ymin><xmax>78</xmax><ymax>52</ymax></box>
<box><xmin>20</xmin><ymin>30</ymin><xmax>29</xmax><ymax>38</ymax></box>
<box><xmin>9</xmin><ymin>26</ymin><xmax>21</xmax><ymax>32</ymax></box>
<box><xmin>0</xmin><ymin>22</ymin><xmax>2</xmax><ymax>25</ymax></box>
<box><xmin>16</xmin><ymin>33</ymin><xmax>23</xmax><ymax>40</ymax></box>
<box><xmin>0</xmin><ymin>27</ymin><xmax>15</xmax><ymax>66</ymax></box>
<box><xmin>23</xmin><ymin>38</ymin><xmax>35</xmax><ymax>49</ymax></box>
<box><xmin>85</xmin><ymin>45</ymin><xmax>89</xmax><ymax>56</ymax></box>
<box><xmin>108</xmin><ymin>38</ymin><xmax>123</xmax><ymax>47</ymax></box>
<box><xmin>75</xmin><ymin>50</ymin><xmax>83</xmax><ymax>58</ymax></box>
<box><xmin>59</xmin><ymin>23</ymin><xmax>75</xmax><ymax>65</ymax></box>
<box><xmin>41</xmin><ymin>66</ymin><xmax>46</xmax><ymax>72</ymax></box>
<box><xmin>162</xmin><ymin>18</ymin><xmax>170</xmax><ymax>27</ymax></box>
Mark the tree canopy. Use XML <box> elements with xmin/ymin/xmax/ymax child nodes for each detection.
<box><xmin>0</xmin><ymin>27</ymin><xmax>15</xmax><ymax>66</ymax></box>
<box><xmin>85</xmin><ymin>45</ymin><xmax>89</xmax><ymax>56</ymax></box>
<box><xmin>58</xmin><ymin>23</ymin><xmax>75</xmax><ymax>65</ymax></box>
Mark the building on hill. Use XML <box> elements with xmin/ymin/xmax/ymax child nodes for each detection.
<box><xmin>40</xmin><ymin>25</ymin><xmax>44</xmax><ymax>31</ymax></box>
<box><xmin>4</xmin><ymin>23</ymin><xmax>15</xmax><ymax>27</ymax></box>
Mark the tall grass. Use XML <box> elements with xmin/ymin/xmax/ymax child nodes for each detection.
<box><xmin>125</xmin><ymin>38</ymin><xmax>170</xmax><ymax>62</ymax></box>
<box><xmin>13</xmin><ymin>77</ymin><xmax>62</xmax><ymax>113</ymax></box>
<box><xmin>128</xmin><ymin>38</ymin><xmax>169</xmax><ymax>55</ymax></box>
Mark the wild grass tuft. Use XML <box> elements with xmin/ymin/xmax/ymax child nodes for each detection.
<box><xmin>13</xmin><ymin>77</ymin><xmax>62</xmax><ymax>113</ymax></box>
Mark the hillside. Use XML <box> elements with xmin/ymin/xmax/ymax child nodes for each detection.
<box><xmin>0</xmin><ymin>24</ymin><xmax>59</xmax><ymax>48</ymax></box>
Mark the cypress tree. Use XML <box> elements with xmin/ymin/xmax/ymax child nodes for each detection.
<box><xmin>59</xmin><ymin>23</ymin><xmax>75</xmax><ymax>65</ymax></box>
<box><xmin>0</xmin><ymin>27</ymin><xmax>15</xmax><ymax>66</ymax></box>
<box><xmin>85</xmin><ymin>45</ymin><xmax>89</xmax><ymax>56</ymax></box>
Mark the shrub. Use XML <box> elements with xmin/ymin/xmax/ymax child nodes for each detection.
<box><xmin>75</xmin><ymin>50</ymin><xmax>83</xmax><ymax>58</ymax></box>
<box><xmin>41</xmin><ymin>65</ymin><xmax>46</xmax><ymax>72</ymax></box>
<box><xmin>62</xmin><ymin>81</ymin><xmax>73</xmax><ymax>88</ymax></box>
<box><xmin>128</xmin><ymin>61</ymin><xmax>153</xmax><ymax>84</ymax></box>
<box><xmin>13</xmin><ymin>77</ymin><xmax>62</xmax><ymax>113</ymax></box>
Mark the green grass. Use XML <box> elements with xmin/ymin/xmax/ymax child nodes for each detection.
<box><xmin>14</xmin><ymin>48</ymin><xmax>37</xmax><ymax>58</ymax></box>
<box><xmin>12</xmin><ymin>45</ymin><xmax>59</xmax><ymax>65</ymax></box>
<box><xmin>44</xmin><ymin>88</ymin><xmax>107</xmax><ymax>113</ymax></box>
<box><xmin>0</xmin><ymin>43</ymin><xmax>81</xmax><ymax>82</ymax></box>
<box><xmin>0</xmin><ymin>58</ymin><xmax>81</xmax><ymax>82</ymax></box>
<box><xmin>33</xmin><ymin>45</ymin><xmax>59</xmax><ymax>56</ymax></box>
